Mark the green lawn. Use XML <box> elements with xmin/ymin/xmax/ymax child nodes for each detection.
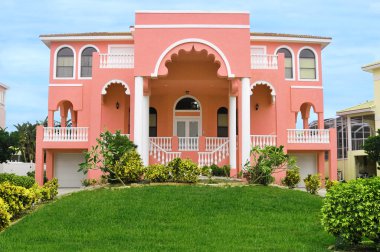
<box><xmin>0</xmin><ymin>185</ymin><xmax>334</xmax><ymax>251</ymax></box>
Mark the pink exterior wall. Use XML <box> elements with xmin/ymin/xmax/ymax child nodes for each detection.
<box><xmin>35</xmin><ymin>11</ymin><xmax>336</xmax><ymax>185</ymax></box>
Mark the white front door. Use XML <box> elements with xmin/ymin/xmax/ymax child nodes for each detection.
<box><xmin>175</xmin><ymin>119</ymin><xmax>200</xmax><ymax>137</ymax></box>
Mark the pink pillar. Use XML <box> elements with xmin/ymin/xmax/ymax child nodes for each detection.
<box><xmin>46</xmin><ymin>150</ymin><xmax>54</xmax><ymax>180</ymax></box>
<box><xmin>318</xmin><ymin>112</ymin><xmax>324</xmax><ymax>129</ymax></box>
<box><xmin>172</xmin><ymin>136</ymin><xmax>179</xmax><ymax>152</ymax></box>
<box><xmin>317</xmin><ymin>151</ymin><xmax>325</xmax><ymax>187</ymax></box>
<box><xmin>60</xmin><ymin>116</ymin><xmax>66</xmax><ymax>127</ymax></box>
<box><xmin>48</xmin><ymin>110</ymin><xmax>54</xmax><ymax>127</ymax></box>
<box><xmin>72</xmin><ymin>111</ymin><xmax>78</xmax><ymax>127</ymax></box>
<box><xmin>199</xmin><ymin>136</ymin><xmax>206</xmax><ymax>152</ymax></box>
<box><xmin>329</xmin><ymin>128</ymin><xmax>338</xmax><ymax>180</ymax></box>
<box><xmin>302</xmin><ymin>117</ymin><xmax>309</xmax><ymax>129</ymax></box>
<box><xmin>35</xmin><ymin>126</ymin><xmax>44</xmax><ymax>186</ymax></box>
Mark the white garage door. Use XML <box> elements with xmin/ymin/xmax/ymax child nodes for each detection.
<box><xmin>289</xmin><ymin>153</ymin><xmax>317</xmax><ymax>187</ymax></box>
<box><xmin>55</xmin><ymin>153</ymin><xmax>86</xmax><ymax>188</ymax></box>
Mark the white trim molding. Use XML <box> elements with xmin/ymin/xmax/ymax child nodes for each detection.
<box><xmin>49</xmin><ymin>84</ymin><xmax>83</xmax><ymax>87</ymax></box>
<box><xmin>78</xmin><ymin>45</ymin><xmax>100</xmax><ymax>80</ymax></box>
<box><xmin>291</xmin><ymin>85</ymin><xmax>323</xmax><ymax>89</ymax></box>
<box><xmin>40</xmin><ymin>35</ymin><xmax>133</xmax><ymax>47</ymax></box>
<box><xmin>135</xmin><ymin>10</ymin><xmax>250</xmax><ymax>14</ymax></box>
<box><xmin>135</xmin><ymin>24</ymin><xmax>249</xmax><ymax>29</ymax></box>
<box><xmin>101</xmin><ymin>79</ymin><xmax>130</xmax><ymax>95</ymax></box>
<box><xmin>251</xmin><ymin>80</ymin><xmax>276</xmax><ymax>103</ymax></box>
<box><xmin>274</xmin><ymin>45</ymin><xmax>296</xmax><ymax>81</ymax></box>
<box><xmin>251</xmin><ymin>35</ymin><xmax>331</xmax><ymax>49</ymax></box>
<box><xmin>53</xmin><ymin>45</ymin><xmax>76</xmax><ymax>80</ymax></box>
<box><xmin>151</xmin><ymin>38</ymin><xmax>235</xmax><ymax>78</ymax></box>
<box><xmin>297</xmin><ymin>46</ymin><xmax>319</xmax><ymax>82</ymax></box>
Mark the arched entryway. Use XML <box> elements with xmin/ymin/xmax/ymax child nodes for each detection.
<box><xmin>101</xmin><ymin>80</ymin><xmax>130</xmax><ymax>135</ymax></box>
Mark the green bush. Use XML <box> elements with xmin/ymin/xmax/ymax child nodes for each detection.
<box><xmin>27</xmin><ymin>170</ymin><xmax>48</xmax><ymax>184</ymax></box>
<box><xmin>0</xmin><ymin>197</ymin><xmax>11</xmax><ymax>231</ymax></box>
<box><xmin>304</xmin><ymin>174</ymin><xmax>321</xmax><ymax>194</ymax></box>
<box><xmin>167</xmin><ymin>158</ymin><xmax>200</xmax><ymax>183</ymax></box>
<box><xmin>321</xmin><ymin>177</ymin><xmax>380</xmax><ymax>245</ymax></box>
<box><xmin>145</xmin><ymin>164</ymin><xmax>171</xmax><ymax>182</ymax></box>
<box><xmin>0</xmin><ymin>182</ymin><xmax>36</xmax><ymax>217</ymax></box>
<box><xmin>325</xmin><ymin>179</ymin><xmax>339</xmax><ymax>191</ymax></box>
<box><xmin>81</xmin><ymin>179</ymin><xmax>98</xmax><ymax>187</ymax></box>
<box><xmin>282</xmin><ymin>167</ymin><xmax>301</xmax><ymax>189</ymax></box>
<box><xmin>209</xmin><ymin>164</ymin><xmax>230</xmax><ymax>177</ymax></box>
<box><xmin>113</xmin><ymin>150</ymin><xmax>144</xmax><ymax>184</ymax></box>
<box><xmin>0</xmin><ymin>173</ymin><xmax>35</xmax><ymax>189</ymax></box>
<box><xmin>41</xmin><ymin>178</ymin><xmax>58</xmax><ymax>201</ymax></box>
<box><xmin>201</xmin><ymin>166</ymin><xmax>211</xmax><ymax>176</ymax></box>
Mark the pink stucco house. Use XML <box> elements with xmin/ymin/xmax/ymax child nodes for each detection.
<box><xmin>35</xmin><ymin>11</ymin><xmax>337</xmax><ymax>187</ymax></box>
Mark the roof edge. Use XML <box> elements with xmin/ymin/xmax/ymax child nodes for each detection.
<box><xmin>362</xmin><ymin>61</ymin><xmax>380</xmax><ymax>73</ymax></box>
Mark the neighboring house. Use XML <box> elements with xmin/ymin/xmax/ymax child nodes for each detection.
<box><xmin>0</xmin><ymin>82</ymin><xmax>8</xmax><ymax>129</ymax></box>
<box><xmin>35</xmin><ymin>11</ymin><xmax>337</xmax><ymax>187</ymax></box>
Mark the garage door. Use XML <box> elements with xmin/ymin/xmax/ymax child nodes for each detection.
<box><xmin>54</xmin><ymin>153</ymin><xmax>86</xmax><ymax>188</ymax></box>
<box><xmin>289</xmin><ymin>153</ymin><xmax>317</xmax><ymax>187</ymax></box>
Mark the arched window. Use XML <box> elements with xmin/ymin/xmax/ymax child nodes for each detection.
<box><xmin>277</xmin><ymin>48</ymin><xmax>293</xmax><ymax>79</ymax></box>
<box><xmin>56</xmin><ymin>47</ymin><xmax>74</xmax><ymax>78</ymax></box>
<box><xmin>299</xmin><ymin>49</ymin><xmax>316</xmax><ymax>80</ymax></box>
<box><xmin>217</xmin><ymin>107</ymin><xmax>228</xmax><ymax>137</ymax></box>
<box><xmin>80</xmin><ymin>47</ymin><xmax>97</xmax><ymax>77</ymax></box>
<box><xmin>175</xmin><ymin>97</ymin><xmax>200</xmax><ymax>110</ymax></box>
<box><xmin>149</xmin><ymin>107</ymin><xmax>157</xmax><ymax>137</ymax></box>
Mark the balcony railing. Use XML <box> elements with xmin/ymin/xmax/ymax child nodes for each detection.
<box><xmin>178</xmin><ymin>137</ymin><xmax>199</xmax><ymax>151</ymax></box>
<box><xmin>205</xmin><ymin>137</ymin><xmax>229</xmax><ymax>151</ymax></box>
<box><xmin>43</xmin><ymin>127</ymin><xmax>89</xmax><ymax>142</ymax></box>
<box><xmin>251</xmin><ymin>54</ymin><xmax>278</xmax><ymax>69</ymax></box>
<box><xmin>149</xmin><ymin>137</ymin><xmax>172</xmax><ymax>151</ymax></box>
<box><xmin>287</xmin><ymin>129</ymin><xmax>330</xmax><ymax>144</ymax></box>
<box><xmin>99</xmin><ymin>53</ymin><xmax>134</xmax><ymax>68</ymax></box>
<box><xmin>250</xmin><ymin>135</ymin><xmax>277</xmax><ymax>148</ymax></box>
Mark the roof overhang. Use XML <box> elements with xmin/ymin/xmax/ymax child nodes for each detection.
<box><xmin>362</xmin><ymin>61</ymin><xmax>380</xmax><ymax>73</ymax></box>
<box><xmin>0</xmin><ymin>82</ymin><xmax>9</xmax><ymax>89</ymax></box>
<box><xmin>39</xmin><ymin>33</ymin><xmax>134</xmax><ymax>48</ymax></box>
<box><xmin>336</xmin><ymin>108</ymin><xmax>375</xmax><ymax>116</ymax></box>
<box><xmin>250</xmin><ymin>34</ymin><xmax>332</xmax><ymax>49</ymax></box>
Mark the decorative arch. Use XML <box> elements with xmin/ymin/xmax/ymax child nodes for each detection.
<box><xmin>101</xmin><ymin>79</ymin><xmax>130</xmax><ymax>95</ymax></box>
<box><xmin>250</xmin><ymin>80</ymin><xmax>276</xmax><ymax>103</ymax></box>
<box><xmin>78</xmin><ymin>44</ymin><xmax>100</xmax><ymax>79</ymax></box>
<box><xmin>151</xmin><ymin>38</ymin><xmax>235</xmax><ymax>78</ymax></box>
<box><xmin>173</xmin><ymin>95</ymin><xmax>202</xmax><ymax>111</ymax></box>
<box><xmin>297</xmin><ymin>46</ymin><xmax>319</xmax><ymax>81</ymax></box>
<box><xmin>54</xmin><ymin>45</ymin><xmax>76</xmax><ymax>79</ymax></box>
<box><xmin>274</xmin><ymin>45</ymin><xmax>295</xmax><ymax>80</ymax></box>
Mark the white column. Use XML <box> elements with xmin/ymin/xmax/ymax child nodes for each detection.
<box><xmin>241</xmin><ymin>77</ymin><xmax>251</xmax><ymax>167</ymax></box>
<box><xmin>142</xmin><ymin>95</ymin><xmax>150</xmax><ymax>166</ymax></box>
<box><xmin>347</xmin><ymin>116</ymin><xmax>352</xmax><ymax>151</ymax></box>
<box><xmin>229</xmin><ymin>96</ymin><xmax>237</xmax><ymax>169</ymax></box>
<box><xmin>134</xmin><ymin>76</ymin><xmax>143</xmax><ymax>157</ymax></box>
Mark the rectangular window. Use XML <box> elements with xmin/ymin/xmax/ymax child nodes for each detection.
<box><xmin>300</xmin><ymin>58</ymin><xmax>316</xmax><ymax>79</ymax></box>
<box><xmin>285</xmin><ymin>58</ymin><xmax>293</xmax><ymax>79</ymax></box>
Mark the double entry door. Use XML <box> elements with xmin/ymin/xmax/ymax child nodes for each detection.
<box><xmin>174</xmin><ymin>117</ymin><xmax>200</xmax><ymax>151</ymax></box>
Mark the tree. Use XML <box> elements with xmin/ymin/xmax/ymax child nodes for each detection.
<box><xmin>14</xmin><ymin>122</ymin><xmax>38</xmax><ymax>162</ymax></box>
<box><xmin>363</xmin><ymin>129</ymin><xmax>380</xmax><ymax>170</ymax></box>
<box><xmin>0</xmin><ymin>128</ymin><xmax>19</xmax><ymax>163</ymax></box>
<box><xmin>244</xmin><ymin>145</ymin><xmax>298</xmax><ymax>185</ymax></box>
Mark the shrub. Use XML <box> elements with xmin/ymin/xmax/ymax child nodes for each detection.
<box><xmin>282</xmin><ymin>167</ymin><xmax>301</xmax><ymax>189</ymax></box>
<box><xmin>304</xmin><ymin>174</ymin><xmax>321</xmax><ymax>194</ymax></box>
<box><xmin>41</xmin><ymin>178</ymin><xmax>58</xmax><ymax>201</ymax></box>
<box><xmin>244</xmin><ymin>146</ymin><xmax>297</xmax><ymax>185</ymax></box>
<box><xmin>0</xmin><ymin>173</ymin><xmax>35</xmax><ymax>189</ymax></box>
<box><xmin>81</xmin><ymin>179</ymin><xmax>98</xmax><ymax>187</ymax></box>
<box><xmin>113</xmin><ymin>150</ymin><xmax>144</xmax><ymax>184</ymax></box>
<box><xmin>145</xmin><ymin>164</ymin><xmax>171</xmax><ymax>182</ymax></box>
<box><xmin>210</xmin><ymin>164</ymin><xmax>230</xmax><ymax>177</ymax></box>
<box><xmin>0</xmin><ymin>182</ymin><xmax>36</xmax><ymax>217</ymax></box>
<box><xmin>321</xmin><ymin>177</ymin><xmax>380</xmax><ymax>245</ymax></box>
<box><xmin>0</xmin><ymin>197</ymin><xmax>11</xmax><ymax>231</ymax></box>
<box><xmin>325</xmin><ymin>179</ymin><xmax>339</xmax><ymax>191</ymax></box>
<box><xmin>201</xmin><ymin>166</ymin><xmax>211</xmax><ymax>176</ymax></box>
<box><xmin>167</xmin><ymin>158</ymin><xmax>200</xmax><ymax>183</ymax></box>
<box><xmin>27</xmin><ymin>170</ymin><xmax>48</xmax><ymax>184</ymax></box>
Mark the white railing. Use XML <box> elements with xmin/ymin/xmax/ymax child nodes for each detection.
<box><xmin>198</xmin><ymin>140</ymin><xmax>229</xmax><ymax>167</ymax></box>
<box><xmin>178</xmin><ymin>137</ymin><xmax>199</xmax><ymax>151</ymax></box>
<box><xmin>99</xmin><ymin>53</ymin><xmax>134</xmax><ymax>68</ymax></box>
<box><xmin>43</xmin><ymin>127</ymin><xmax>89</xmax><ymax>142</ymax></box>
<box><xmin>287</xmin><ymin>129</ymin><xmax>330</xmax><ymax>144</ymax></box>
<box><xmin>149</xmin><ymin>137</ymin><xmax>172</xmax><ymax>151</ymax></box>
<box><xmin>149</xmin><ymin>140</ymin><xmax>181</xmax><ymax>164</ymax></box>
<box><xmin>250</xmin><ymin>135</ymin><xmax>277</xmax><ymax>148</ymax></box>
<box><xmin>205</xmin><ymin>137</ymin><xmax>229</xmax><ymax>151</ymax></box>
<box><xmin>251</xmin><ymin>54</ymin><xmax>278</xmax><ymax>69</ymax></box>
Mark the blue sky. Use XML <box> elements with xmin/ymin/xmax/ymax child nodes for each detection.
<box><xmin>1</xmin><ymin>0</ymin><xmax>380</xmax><ymax>130</ymax></box>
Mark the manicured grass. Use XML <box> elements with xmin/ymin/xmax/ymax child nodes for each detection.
<box><xmin>0</xmin><ymin>185</ymin><xmax>334</xmax><ymax>251</ymax></box>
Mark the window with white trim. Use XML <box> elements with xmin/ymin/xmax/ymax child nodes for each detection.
<box><xmin>299</xmin><ymin>49</ymin><xmax>316</xmax><ymax>79</ymax></box>
<box><xmin>217</xmin><ymin>107</ymin><xmax>228</xmax><ymax>137</ymax></box>
<box><xmin>56</xmin><ymin>47</ymin><xmax>74</xmax><ymax>78</ymax></box>
<box><xmin>277</xmin><ymin>48</ymin><xmax>293</xmax><ymax>79</ymax></box>
<box><xmin>80</xmin><ymin>47</ymin><xmax>97</xmax><ymax>77</ymax></box>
